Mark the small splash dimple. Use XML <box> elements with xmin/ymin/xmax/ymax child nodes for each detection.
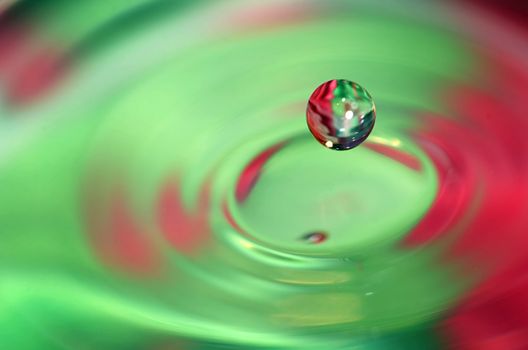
<box><xmin>306</xmin><ymin>79</ymin><xmax>376</xmax><ymax>150</ymax></box>
<box><xmin>301</xmin><ymin>231</ymin><xmax>328</xmax><ymax>244</ymax></box>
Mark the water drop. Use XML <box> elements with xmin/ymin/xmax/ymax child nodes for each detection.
<box><xmin>306</xmin><ymin>79</ymin><xmax>376</xmax><ymax>150</ymax></box>
<box><xmin>302</xmin><ymin>231</ymin><xmax>328</xmax><ymax>244</ymax></box>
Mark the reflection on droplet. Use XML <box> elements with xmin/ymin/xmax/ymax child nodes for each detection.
<box><xmin>306</xmin><ymin>79</ymin><xmax>376</xmax><ymax>150</ymax></box>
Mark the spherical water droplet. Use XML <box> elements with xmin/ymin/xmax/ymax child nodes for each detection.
<box><xmin>306</xmin><ymin>79</ymin><xmax>376</xmax><ymax>150</ymax></box>
<box><xmin>301</xmin><ymin>231</ymin><xmax>328</xmax><ymax>244</ymax></box>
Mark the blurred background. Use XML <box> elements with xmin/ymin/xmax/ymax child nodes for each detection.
<box><xmin>0</xmin><ymin>1</ymin><xmax>527</xmax><ymax>349</ymax></box>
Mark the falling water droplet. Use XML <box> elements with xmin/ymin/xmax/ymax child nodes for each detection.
<box><xmin>306</xmin><ymin>79</ymin><xmax>376</xmax><ymax>150</ymax></box>
<box><xmin>301</xmin><ymin>231</ymin><xmax>328</xmax><ymax>244</ymax></box>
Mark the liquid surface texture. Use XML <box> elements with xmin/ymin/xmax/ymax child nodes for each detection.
<box><xmin>0</xmin><ymin>1</ymin><xmax>527</xmax><ymax>349</ymax></box>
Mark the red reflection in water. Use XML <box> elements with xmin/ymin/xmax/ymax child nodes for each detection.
<box><xmin>85</xmin><ymin>187</ymin><xmax>162</xmax><ymax>276</ymax></box>
<box><xmin>235</xmin><ymin>143</ymin><xmax>285</xmax><ymax>203</ymax></box>
<box><xmin>403</xmin><ymin>39</ymin><xmax>528</xmax><ymax>347</ymax></box>
<box><xmin>158</xmin><ymin>178</ymin><xmax>210</xmax><ymax>254</ymax></box>
<box><xmin>0</xmin><ymin>21</ymin><xmax>68</xmax><ymax>107</ymax></box>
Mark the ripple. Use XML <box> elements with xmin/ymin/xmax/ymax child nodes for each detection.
<box><xmin>1</xmin><ymin>0</ymin><xmax>528</xmax><ymax>349</ymax></box>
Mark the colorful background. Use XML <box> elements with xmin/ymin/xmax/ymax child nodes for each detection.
<box><xmin>1</xmin><ymin>1</ymin><xmax>528</xmax><ymax>349</ymax></box>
